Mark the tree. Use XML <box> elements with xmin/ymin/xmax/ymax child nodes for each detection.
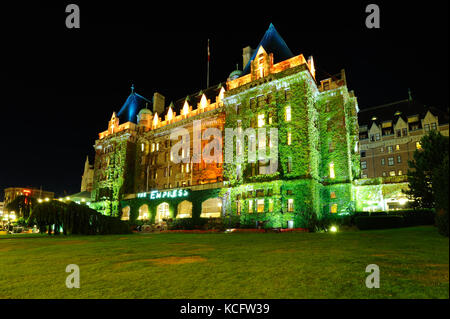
<box><xmin>5</xmin><ymin>195</ymin><xmax>37</xmax><ymax>220</ymax></box>
<box><xmin>433</xmin><ymin>154</ymin><xmax>449</xmax><ymax>236</ymax></box>
<box><xmin>406</xmin><ymin>130</ymin><xmax>449</xmax><ymax>209</ymax></box>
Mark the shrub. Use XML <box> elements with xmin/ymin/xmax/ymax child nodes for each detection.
<box><xmin>355</xmin><ymin>216</ymin><xmax>404</xmax><ymax>230</ymax></box>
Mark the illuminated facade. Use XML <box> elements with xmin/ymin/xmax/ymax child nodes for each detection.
<box><xmin>90</xmin><ymin>24</ymin><xmax>361</xmax><ymax>227</ymax></box>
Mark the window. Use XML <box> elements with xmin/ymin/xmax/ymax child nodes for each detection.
<box><xmin>398</xmin><ymin>170</ymin><xmax>403</xmax><ymax>176</ymax></box>
<box><xmin>395</xmin><ymin>144</ymin><xmax>400</xmax><ymax>151</ymax></box>
<box><xmin>186</xmin><ymin>163</ymin><xmax>190</xmax><ymax>173</ymax></box>
<box><xmin>287</xmin><ymin>157</ymin><xmax>292</xmax><ymax>173</ymax></box>
<box><xmin>387</xmin><ymin>146</ymin><xmax>393</xmax><ymax>153</ymax></box>
<box><xmin>402</xmin><ymin>128</ymin><xmax>408</xmax><ymax>136</ymax></box>
<box><xmin>382</xmin><ymin>172</ymin><xmax>387</xmax><ymax>177</ymax></box>
<box><xmin>257</xmin><ymin>199</ymin><xmax>265</xmax><ymax>213</ymax></box>
<box><xmin>256</xmin><ymin>189</ymin><xmax>264</xmax><ymax>197</ymax></box>
<box><xmin>169</xmin><ymin>167</ymin><xmax>173</xmax><ymax>176</ymax></box>
<box><xmin>396</xmin><ymin>130</ymin><xmax>401</xmax><ymax>137</ymax></box>
<box><xmin>236</xmin><ymin>201</ymin><xmax>241</xmax><ymax>215</ymax></box>
<box><xmin>330</xmin><ymin>192</ymin><xmax>336</xmax><ymax>199</ymax></box>
<box><xmin>141</xmin><ymin>143</ymin><xmax>145</xmax><ymax>152</ymax></box>
<box><xmin>389</xmin><ymin>171</ymin><xmax>396</xmax><ymax>177</ymax></box>
<box><xmin>329</xmin><ymin>162</ymin><xmax>335</xmax><ymax>179</ymax></box>
<box><xmin>181</xmin><ymin>164</ymin><xmax>184</xmax><ymax>173</ymax></box>
<box><xmin>361</xmin><ymin>151</ymin><xmax>366</xmax><ymax>158</ymax></box>
<box><xmin>164</xmin><ymin>167</ymin><xmax>168</xmax><ymax>177</ymax></box>
<box><xmin>375</xmin><ymin>133</ymin><xmax>380</xmax><ymax>141</ymax></box>
<box><xmin>381</xmin><ymin>158</ymin><xmax>385</xmax><ymax>165</ymax></box>
<box><xmin>397</xmin><ymin>155</ymin><xmax>401</xmax><ymax>163</ymax></box>
<box><xmin>287</xmin><ymin>132</ymin><xmax>292</xmax><ymax>145</ymax></box>
<box><xmin>361</xmin><ymin>161</ymin><xmax>367</xmax><ymax>169</ymax></box>
<box><xmin>151</xmin><ymin>143</ymin><xmax>155</xmax><ymax>152</ymax></box>
<box><xmin>380</xmin><ymin>147</ymin><xmax>384</xmax><ymax>153</ymax></box>
<box><xmin>361</xmin><ymin>174</ymin><xmax>368</xmax><ymax>178</ymax></box>
<box><xmin>388</xmin><ymin>157</ymin><xmax>394</xmax><ymax>166</ymax></box>
<box><xmin>330</xmin><ymin>204</ymin><xmax>338</xmax><ymax>214</ymax></box>
<box><xmin>431</xmin><ymin>123</ymin><xmax>437</xmax><ymax>130</ymax></box>
<box><xmin>370</xmin><ymin>135</ymin><xmax>375</xmax><ymax>142</ymax></box>
<box><xmin>424</xmin><ymin>124</ymin><xmax>430</xmax><ymax>131</ymax></box>
<box><xmin>156</xmin><ymin>143</ymin><xmax>159</xmax><ymax>151</ymax></box>
<box><xmin>249</xmin><ymin>98</ymin><xmax>256</xmax><ymax>110</ymax></box>
<box><xmin>287</xmin><ymin>199</ymin><xmax>294</xmax><ymax>212</ymax></box>
<box><xmin>285</xmin><ymin>105</ymin><xmax>291</xmax><ymax>121</ymax></box>
<box><xmin>268</xmin><ymin>199</ymin><xmax>274</xmax><ymax>212</ymax></box>
<box><xmin>416</xmin><ymin>142</ymin><xmax>422</xmax><ymax>150</ymax></box>
<box><xmin>258</xmin><ymin>114</ymin><xmax>265</xmax><ymax>127</ymax></box>
<box><xmin>248</xmin><ymin>200</ymin><xmax>254</xmax><ymax>213</ymax></box>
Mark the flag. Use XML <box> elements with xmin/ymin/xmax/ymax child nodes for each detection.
<box><xmin>207</xmin><ymin>39</ymin><xmax>210</xmax><ymax>62</ymax></box>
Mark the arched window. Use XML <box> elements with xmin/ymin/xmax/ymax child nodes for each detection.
<box><xmin>155</xmin><ymin>202</ymin><xmax>170</xmax><ymax>223</ymax></box>
<box><xmin>121</xmin><ymin>206</ymin><xmax>130</xmax><ymax>220</ymax></box>
<box><xmin>138</xmin><ymin>204</ymin><xmax>149</xmax><ymax>220</ymax></box>
<box><xmin>177</xmin><ymin>200</ymin><xmax>192</xmax><ymax>218</ymax></box>
<box><xmin>201</xmin><ymin>198</ymin><xmax>222</xmax><ymax>218</ymax></box>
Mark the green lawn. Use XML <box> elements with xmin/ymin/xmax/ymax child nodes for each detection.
<box><xmin>0</xmin><ymin>226</ymin><xmax>448</xmax><ymax>299</ymax></box>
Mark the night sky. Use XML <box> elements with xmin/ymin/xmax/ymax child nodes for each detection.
<box><xmin>1</xmin><ymin>1</ymin><xmax>448</xmax><ymax>199</ymax></box>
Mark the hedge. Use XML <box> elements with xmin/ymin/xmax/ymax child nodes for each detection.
<box><xmin>355</xmin><ymin>216</ymin><xmax>404</xmax><ymax>230</ymax></box>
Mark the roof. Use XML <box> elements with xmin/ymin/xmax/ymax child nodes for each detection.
<box><xmin>117</xmin><ymin>86</ymin><xmax>151</xmax><ymax>124</ymax></box>
<box><xmin>157</xmin><ymin>83</ymin><xmax>226</xmax><ymax>120</ymax></box>
<box><xmin>242</xmin><ymin>23</ymin><xmax>294</xmax><ymax>75</ymax></box>
<box><xmin>358</xmin><ymin>99</ymin><xmax>449</xmax><ymax>128</ymax></box>
<box><xmin>68</xmin><ymin>191</ymin><xmax>91</xmax><ymax>200</ymax></box>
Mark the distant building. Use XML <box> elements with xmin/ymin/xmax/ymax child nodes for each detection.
<box><xmin>358</xmin><ymin>98</ymin><xmax>449</xmax><ymax>179</ymax></box>
<box><xmin>81</xmin><ymin>156</ymin><xmax>94</xmax><ymax>192</ymax></box>
<box><xmin>3</xmin><ymin>187</ymin><xmax>55</xmax><ymax>210</ymax></box>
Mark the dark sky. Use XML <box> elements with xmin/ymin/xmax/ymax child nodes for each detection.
<box><xmin>1</xmin><ymin>1</ymin><xmax>448</xmax><ymax>199</ymax></box>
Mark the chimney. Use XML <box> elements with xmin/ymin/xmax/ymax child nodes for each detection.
<box><xmin>153</xmin><ymin>92</ymin><xmax>165</xmax><ymax>115</ymax></box>
<box><xmin>242</xmin><ymin>46</ymin><xmax>253</xmax><ymax>69</ymax></box>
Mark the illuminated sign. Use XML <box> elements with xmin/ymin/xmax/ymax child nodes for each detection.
<box><xmin>137</xmin><ymin>189</ymin><xmax>189</xmax><ymax>200</ymax></box>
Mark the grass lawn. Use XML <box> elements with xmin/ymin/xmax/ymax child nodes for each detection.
<box><xmin>0</xmin><ymin>226</ymin><xmax>448</xmax><ymax>299</ymax></box>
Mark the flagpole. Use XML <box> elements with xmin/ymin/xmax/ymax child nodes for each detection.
<box><xmin>207</xmin><ymin>39</ymin><xmax>210</xmax><ymax>88</ymax></box>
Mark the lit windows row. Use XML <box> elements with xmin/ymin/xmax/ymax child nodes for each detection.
<box><xmin>244</xmin><ymin>198</ymin><xmax>294</xmax><ymax>214</ymax></box>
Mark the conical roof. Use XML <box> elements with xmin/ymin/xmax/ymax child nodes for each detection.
<box><xmin>242</xmin><ymin>23</ymin><xmax>294</xmax><ymax>75</ymax></box>
<box><xmin>117</xmin><ymin>85</ymin><xmax>151</xmax><ymax>123</ymax></box>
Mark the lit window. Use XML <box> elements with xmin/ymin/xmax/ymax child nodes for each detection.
<box><xmin>388</xmin><ymin>157</ymin><xmax>394</xmax><ymax>166</ymax></box>
<box><xmin>285</xmin><ymin>105</ymin><xmax>291</xmax><ymax>122</ymax></box>
<box><xmin>236</xmin><ymin>201</ymin><xmax>241</xmax><ymax>215</ymax></box>
<box><xmin>397</xmin><ymin>155</ymin><xmax>401</xmax><ymax>163</ymax></box>
<box><xmin>329</xmin><ymin>162</ymin><xmax>335</xmax><ymax>179</ymax></box>
<box><xmin>288</xmin><ymin>199</ymin><xmax>294</xmax><ymax>212</ymax></box>
<box><xmin>186</xmin><ymin>163</ymin><xmax>190</xmax><ymax>173</ymax></box>
<box><xmin>330</xmin><ymin>192</ymin><xmax>336</xmax><ymax>199</ymax></box>
<box><xmin>181</xmin><ymin>165</ymin><xmax>184</xmax><ymax>173</ymax></box>
<box><xmin>141</xmin><ymin>143</ymin><xmax>145</xmax><ymax>152</ymax></box>
<box><xmin>431</xmin><ymin>123</ymin><xmax>437</xmax><ymax>130</ymax></box>
<box><xmin>388</xmin><ymin>146</ymin><xmax>393</xmax><ymax>153</ymax></box>
<box><xmin>257</xmin><ymin>199</ymin><xmax>265</xmax><ymax>213</ymax></box>
<box><xmin>395</xmin><ymin>144</ymin><xmax>400</xmax><ymax>151</ymax></box>
<box><xmin>151</xmin><ymin>143</ymin><xmax>155</xmax><ymax>152</ymax></box>
<box><xmin>258</xmin><ymin>114</ymin><xmax>265</xmax><ymax>127</ymax></box>
<box><xmin>398</xmin><ymin>170</ymin><xmax>403</xmax><ymax>176</ymax></box>
<box><xmin>380</xmin><ymin>147</ymin><xmax>384</xmax><ymax>153</ymax></box>
<box><xmin>389</xmin><ymin>171</ymin><xmax>396</xmax><ymax>177</ymax></box>
<box><xmin>382</xmin><ymin>172</ymin><xmax>387</xmax><ymax>177</ymax></box>
<box><xmin>424</xmin><ymin>124</ymin><xmax>430</xmax><ymax>131</ymax></box>
<box><xmin>156</xmin><ymin>143</ymin><xmax>159</xmax><ymax>151</ymax></box>
<box><xmin>268</xmin><ymin>199</ymin><xmax>274</xmax><ymax>212</ymax></box>
<box><xmin>416</xmin><ymin>142</ymin><xmax>422</xmax><ymax>150</ymax></box>
<box><xmin>330</xmin><ymin>204</ymin><xmax>338</xmax><ymax>214</ymax></box>
<box><xmin>268</xmin><ymin>116</ymin><xmax>272</xmax><ymax>125</ymax></box>
<box><xmin>248</xmin><ymin>200</ymin><xmax>254</xmax><ymax>213</ymax></box>
<box><xmin>375</xmin><ymin>133</ymin><xmax>380</xmax><ymax>141</ymax></box>
<box><xmin>287</xmin><ymin>132</ymin><xmax>292</xmax><ymax>145</ymax></box>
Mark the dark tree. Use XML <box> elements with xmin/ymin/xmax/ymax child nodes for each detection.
<box><xmin>406</xmin><ymin>130</ymin><xmax>449</xmax><ymax>209</ymax></box>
